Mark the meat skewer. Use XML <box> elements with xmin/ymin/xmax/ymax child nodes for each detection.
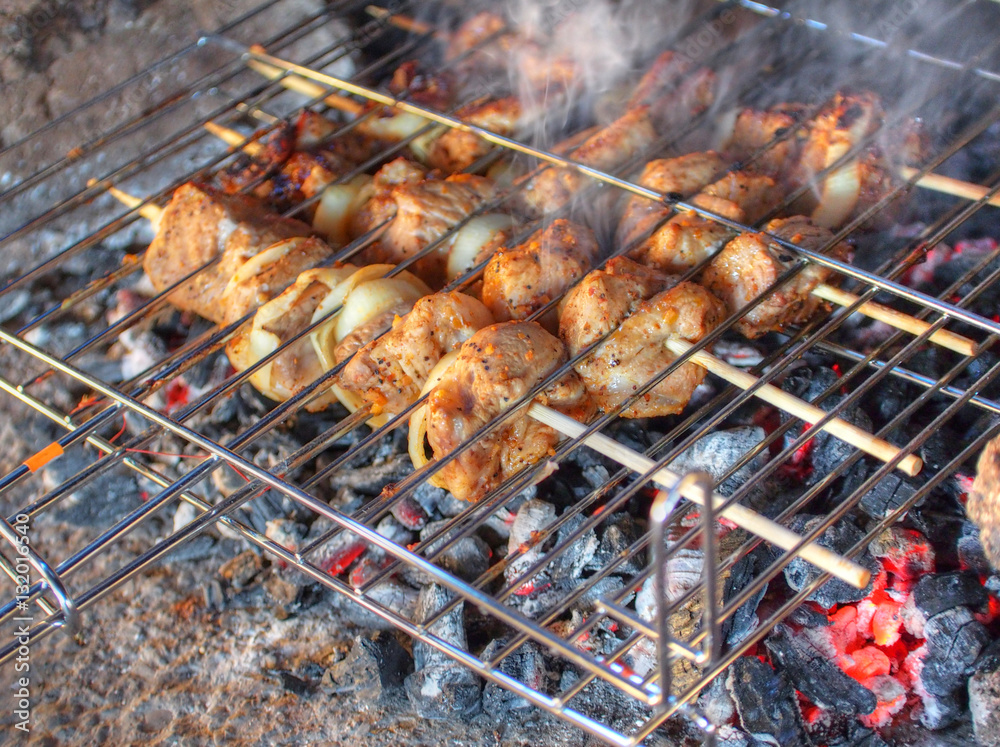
<box><xmin>617</xmin><ymin>153</ymin><xmax>979</xmax><ymax>356</ymax></box>
<box><xmin>528</xmin><ymin>402</ymin><xmax>871</xmax><ymax>589</ymax></box>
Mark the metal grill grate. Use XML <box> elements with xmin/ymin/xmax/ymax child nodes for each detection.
<box><xmin>3</xmin><ymin>1</ymin><xmax>1000</xmax><ymax>743</ymax></box>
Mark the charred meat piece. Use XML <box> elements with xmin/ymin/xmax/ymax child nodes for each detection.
<box><xmin>340</xmin><ymin>291</ymin><xmax>494</xmax><ymax>415</ymax></box>
<box><xmin>366</xmin><ymin>173</ymin><xmax>496</xmax><ymax>288</ymax></box>
<box><xmin>482</xmin><ymin>219</ymin><xmax>600</xmax><ymax>325</ymax></box>
<box><xmin>570</xmin><ymin>281</ymin><xmax>726</xmax><ymax>418</ymax></box>
<box><xmin>701</xmin><ymin>216</ymin><xmax>851</xmax><ymax>338</ymax></box>
<box><xmin>143</xmin><ymin>182</ymin><xmax>313</xmax><ymax>323</ymax></box>
<box><xmin>425</xmin><ymin>321</ymin><xmax>592</xmax><ymax>502</ymax></box>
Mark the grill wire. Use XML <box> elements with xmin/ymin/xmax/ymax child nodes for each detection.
<box><xmin>3</xmin><ymin>0</ymin><xmax>1000</xmax><ymax>743</ymax></box>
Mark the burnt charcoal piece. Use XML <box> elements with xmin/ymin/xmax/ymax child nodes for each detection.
<box><xmin>958</xmin><ymin>521</ymin><xmax>991</xmax><ymax>576</ymax></box>
<box><xmin>666</xmin><ymin>426</ymin><xmax>769</xmax><ymax>496</ymax></box>
<box><xmin>587</xmin><ymin>512</ymin><xmax>645</xmax><ymax>576</ymax></box>
<box><xmin>969</xmin><ymin>641</ymin><xmax>1000</xmax><ymax>747</ymax></box>
<box><xmin>328</xmin><ymin>453</ymin><xmax>413</xmax><ymax>495</ymax></box>
<box><xmin>418</xmin><ymin>520</ymin><xmax>491</xmax><ymax>584</ymax></box>
<box><xmin>783</xmin><ymin>516</ymin><xmax>877</xmax><ymax>608</ymax></box>
<box><xmin>404</xmin><ymin>584</ymin><xmax>482</xmax><ymax>719</ymax></box>
<box><xmin>921</xmin><ymin>606</ymin><xmax>990</xmax><ymax>696</ymax></box>
<box><xmin>725</xmin><ymin>656</ymin><xmax>810</xmax><ymax>747</ymax></box>
<box><xmin>862</xmin><ymin>377</ymin><xmax>914</xmax><ymax>428</ymax></box>
<box><xmin>481</xmin><ymin>639</ymin><xmax>547</xmax><ymax>716</ymax></box>
<box><xmin>787</xmin><ymin>604</ymin><xmax>831</xmax><ymax>628</ymax></box>
<box><xmin>323</xmin><ymin>632</ymin><xmax>413</xmax><ymax>699</ymax></box>
<box><xmin>915</xmin><ymin>687</ymin><xmax>962</xmax><ymax>731</ymax></box>
<box><xmin>858</xmin><ymin>472</ymin><xmax>920</xmax><ymax>519</ymax></box>
<box><xmin>390</xmin><ymin>495</ymin><xmax>428</xmax><ymax>531</ymax></box>
<box><xmin>969</xmin><ymin>432</ymin><xmax>1000</xmax><ymax>569</ymax></box>
<box><xmin>548</xmin><ymin>513</ymin><xmax>599</xmax><ymax>581</ymax></box>
<box><xmin>722</xmin><ymin>545</ymin><xmax>775</xmax><ymax>646</ymax></box>
<box><xmin>913</xmin><ymin>571</ymin><xmax>988</xmax><ymax>618</ymax></box>
<box><xmin>765</xmin><ymin>626</ymin><xmax>877</xmax><ymax>716</ymax></box>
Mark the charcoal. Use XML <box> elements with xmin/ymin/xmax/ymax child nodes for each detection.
<box><xmin>722</xmin><ymin>545</ymin><xmax>774</xmax><ymax>646</ymax></box>
<box><xmin>787</xmin><ymin>604</ymin><xmax>830</xmax><ymax>628</ymax></box>
<box><xmin>697</xmin><ymin>674</ymin><xmax>735</xmax><ymax>727</ymax></box>
<box><xmin>587</xmin><ymin>512</ymin><xmax>645</xmax><ymax>575</ymax></box>
<box><xmin>913</xmin><ymin>570</ymin><xmax>988</xmax><ymax>617</ymax></box>
<box><xmin>327</xmin><ymin>453</ymin><xmax>413</xmax><ymax>495</ymax></box>
<box><xmin>725</xmin><ymin>656</ymin><xmax>810</xmax><ymax>747</ymax></box>
<box><xmin>581</xmin><ymin>462</ymin><xmax>611</xmax><ymax>489</ymax></box>
<box><xmin>481</xmin><ymin>639</ymin><xmax>546</xmax><ymax>715</ymax></box>
<box><xmin>666</xmin><ymin>426</ymin><xmax>769</xmax><ymax>496</ymax></box>
<box><xmin>264</xmin><ymin>519</ymin><xmax>307</xmax><ymax>554</ymax></box>
<box><xmin>969</xmin><ymin>640</ymin><xmax>1000</xmax><ymax>746</ymax></box>
<box><xmin>411</xmin><ymin>481</ymin><xmax>453</xmax><ymax>517</ymax></box>
<box><xmin>764</xmin><ymin>626</ymin><xmax>876</xmax><ymax>716</ymax></box>
<box><xmin>914</xmin><ymin>687</ymin><xmax>962</xmax><ymax>730</ymax></box>
<box><xmin>404</xmin><ymin>584</ymin><xmax>481</xmax><ymax>719</ymax></box>
<box><xmin>867</xmin><ymin>526</ymin><xmax>935</xmax><ymax>581</ymax></box>
<box><xmin>857</xmin><ymin>472</ymin><xmax>920</xmax><ymax>519</ymax></box>
<box><xmin>415</xmin><ymin>519</ymin><xmax>491</xmax><ymax>584</ymax></box>
<box><xmin>783</xmin><ymin>516</ymin><xmax>877</xmax><ymax>607</ymax></box>
<box><xmin>714</xmin><ymin>725</ymin><xmax>756</xmax><ymax>747</ymax></box>
<box><xmin>504</xmin><ymin>499</ymin><xmax>557</xmax><ymax>586</ymax></box>
<box><xmin>957</xmin><ymin>521</ymin><xmax>991</xmax><ymax>576</ymax></box>
<box><xmin>558</xmin><ymin>670</ymin><xmax>654</xmax><ymax>739</ymax></box>
<box><xmin>635</xmin><ymin>547</ymin><xmax>704</xmax><ymax>622</ymax></box>
<box><xmin>921</xmin><ymin>606</ymin><xmax>990</xmax><ymax>695</ymax></box>
<box><xmin>390</xmin><ymin>494</ymin><xmax>428</xmax><ymax>531</ymax></box>
<box><xmin>217</xmin><ymin>550</ymin><xmax>263</xmax><ymax>589</ymax></box>
<box><xmin>843</xmin><ymin>724</ymin><xmax>889</xmax><ymax>747</ymax></box>
<box><xmin>40</xmin><ymin>450</ymin><xmax>142</xmax><ymax>526</ymax></box>
<box><xmin>573</xmin><ymin>576</ymin><xmax>627</xmax><ymax>613</ymax></box>
<box><xmin>323</xmin><ymin>632</ymin><xmax>412</xmax><ymax>699</ymax></box>
<box><xmin>548</xmin><ymin>513</ymin><xmax>598</xmax><ymax>581</ymax></box>
<box><xmin>375</xmin><ymin>514</ymin><xmax>414</xmax><ymax>548</ymax></box>
<box><xmin>264</xmin><ymin>569</ymin><xmax>305</xmax><ymax>609</ymax></box>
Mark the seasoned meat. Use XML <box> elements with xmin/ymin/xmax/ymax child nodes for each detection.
<box><xmin>348</xmin><ymin>157</ymin><xmax>428</xmax><ymax>239</ymax></box>
<box><xmin>517</xmin><ymin>106</ymin><xmax>658</xmax><ymax>218</ymax></box>
<box><xmin>143</xmin><ymin>182</ymin><xmax>313</xmax><ymax>323</ymax></box>
<box><xmin>425</xmin><ymin>321</ymin><xmax>592</xmax><ymax>502</ymax></box>
<box><xmin>423</xmin><ymin>96</ymin><xmax>522</xmax><ymax>174</ymax></box>
<box><xmin>225</xmin><ymin>267</ymin><xmax>354</xmax><ymax>411</ymax></box>
<box><xmin>572</xmin><ymin>282</ymin><xmax>726</xmax><ymax>418</ymax></box>
<box><xmin>559</xmin><ymin>256</ymin><xmax>677</xmax><ymax>353</ymax></box>
<box><xmin>482</xmin><ymin>219</ymin><xmax>600</xmax><ymax>324</ymax></box>
<box><xmin>700</xmin><ymin>216</ymin><xmax>852</xmax><ymax>338</ymax></box>
<box><xmin>367</xmin><ymin>173</ymin><xmax>496</xmax><ymax>287</ymax></box>
<box><xmin>446</xmin><ymin>11</ymin><xmax>509</xmax><ymax>62</ymax></box>
<box><xmin>625</xmin><ymin>50</ymin><xmax>717</xmax><ymax>132</ymax></box>
<box><xmin>220</xmin><ymin>236</ymin><xmax>334</xmax><ymax>326</ymax></box>
<box><xmin>723</xmin><ymin>103</ymin><xmax>809</xmax><ymax>179</ymax></box>
<box><xmin>620</xmin><ymin>153</ymin><xmax>782</xmax><ymax>273</ymax></box>
<box><xmin>340</xmin><ymin>291</ymin><xmax>494</xmax><ymax>414</ymax></box>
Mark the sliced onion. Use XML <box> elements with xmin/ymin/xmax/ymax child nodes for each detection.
<box><xmin>309</xmin><ymin>265</ymin><xmax>430</xmax><ymax>371</ymax></box>
<box><xmin>445</xmin><ymin>213</ymin><xmax>513</xmax><ymax>281</ymax></box>
<box><xmin>333</xmin><ymin>277</ymin><xmax>425</xmax><ymax>343</ymax></box>
<box><xmin>223</xmin><ymin>237</ymin><xmax>305</xmax><ymax>299</ymax></box>
<box><xmin>363</xmin><ymin>111</ymin><xmax>429</xmax><ymax>141</ymax></box>
<box><xmin>409</xmin><ymin>125</ymin><xmax>448</xmax><ymax>163</ymax></box>
<box><xmin>812</xmin><ymin>161</ymin><xmax>861</xmax><ymax>228</ymax></box>
<box><xmin>313</xmin><ymin>175</ymin><xmax>373</xmax><ymax>245</ymax></box>
<box><xmin>407</xmin><ymin>350</ymin><xmax>460</xmax><ymax>487</ymax></box>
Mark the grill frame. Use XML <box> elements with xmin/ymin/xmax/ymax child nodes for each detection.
<box><xmin>3</xmin><ymin>1</ymin><xmax>1000</xmax><ymax>744</ymax></box>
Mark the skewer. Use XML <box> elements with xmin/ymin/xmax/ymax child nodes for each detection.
<box><xmin>528</xmin><ymin>403</ymin><xmax>871</xmax><ymax>588</ymax></box>
<box><xmin>811</xmin><ymin>283</ymin><xmax>979</xmax><ymax>356</ymax></box>
<box><xmin>87</xmin><ymin>178</ymin><xmax>163</xmax><ymax>229</ymax></box>
<box><xmin>664</xmin><ymin>338</ymin><xmax>922</xmax><ymax>476</ymax></box>
<box><xmin>202</xmin><ymin>122</ymin><xmax>266</xmax><ymax>158</ymax></box>
<box><xmin>899</xmin><ymin>166</ymin><xmax>1000</xmax><ymax>208</ymax></box>
<box><xmin>365</xmin><ymin>5</ymin><xmax>445</xmax><ymax>39</ymax></box>
<box><xmin>245</xmin><ymin>53</ymin><xmax>366</xmax><ymax>118</ymax></box>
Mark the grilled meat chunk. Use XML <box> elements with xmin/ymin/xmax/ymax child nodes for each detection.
<box><xmin>701</xmin><ymin>216</ymin><xmax>851</xmax><ymax>338</ymax></box>
<box><xmin>422</xmin><ymin>96</ymin><xmax>522</xmax><ymax>174</ymax></box>
<box><xmin>366</xmin><ymin>173</ymin><xmax>497</xmax><ymax>287</ymax></box>
<box><xmin>143</xmin><ymin>182</ymin><xmax>313</xmax><ymax>323</ymax></box>
<box><xmin>559</xmin><ymin>256</ymin><xmax>677</xmax><ymax>352</ymax></box>
<box><xmin>349</xmin><ymin>157</ymin><xmax>428</xmax><ymax>239</ymax></box>
<box><xmin>517</xmin><ymin>106</ymin><xmax>658</xmax><ymax>218</ymax></box>
<box><xmin>619</xmin><ymin>152</ymin><xmax>782</xmax><ymax>273</ymax></box>
<box><xmin>570</xmin><ymin>281</ymin><xmax>726</xmax><ymax>418</ymax></box>
<box><xmin>482</xmin><ymin>219</ymin><xmax>600</xmax><ymax>325</ymax></box>
<box><xmin>425</xmin><ymin>321</ymin><xmax>592</xmax><ymax>502</ymax></box>
<box><xmin>340</xmin><ymin>291</ymin><xmax>494</xmax><ymax>415</ymax></box>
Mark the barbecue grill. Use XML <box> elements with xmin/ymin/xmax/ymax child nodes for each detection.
<box><xmin>4</xmin><ymin>0</ymin><xmax>1000</xmax><ymax>743</ymax></box>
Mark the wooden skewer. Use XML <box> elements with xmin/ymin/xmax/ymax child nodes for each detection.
<box><xmin>245</xmin><ymin>53</ymin><xmax>366</xmax><ymax>118</ymax></box>
<box><xmin>203</xmin><ymin>122</ymin><xmax>266</xmax><ymax>158</ymax></box>
<box><xmin>811</xmin><ymin>283</ymin><xmax>979</xmax><ymax>356</ymax></box>
<box><xmin>88</xmin><ymin>178</ymin><xmax>163</xmax><ymax>228</ymax></box>
<box><xmin>528</xmin><ymin>403</ymin><xmax>871</xmax><ymax>588</ymax></box>
<box><xmin>365</xmin><ymin>5</ymin><xmax>445</xmax><ymax>39</ymax></box>
<box><xmin>664</xmin><ymin>338</ymin><xmax>923</xmax><ymax>477</ymax></box>
<box><xmin>900</xmin><ymin>166</ymin><xmax>1000</xmax><ymax>208</ymax></box>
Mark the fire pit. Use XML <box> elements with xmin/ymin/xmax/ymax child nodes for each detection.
<box><xmin>3</xmin><ymin>1</ymin><xmax>1000</xmax><ymax>744</ymax></box>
